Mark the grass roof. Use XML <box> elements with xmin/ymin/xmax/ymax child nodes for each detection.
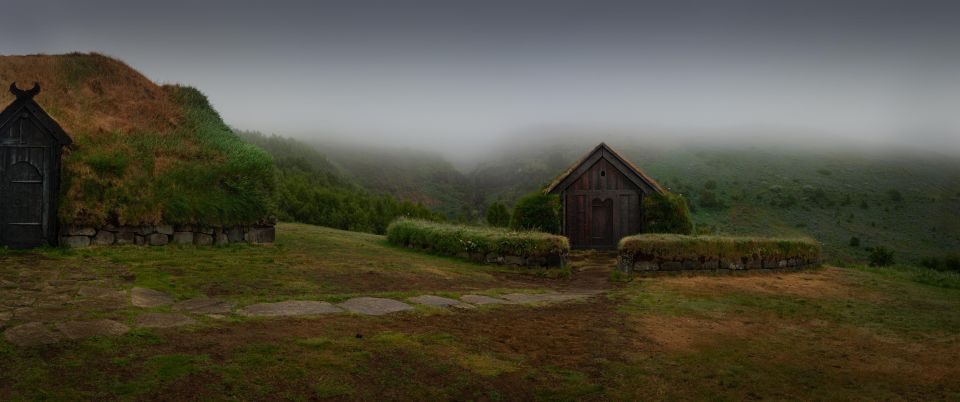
<box><xmin>0</xmin><ymin>53</ymin><xmax>275</xmax><ymax>227</ymax></box>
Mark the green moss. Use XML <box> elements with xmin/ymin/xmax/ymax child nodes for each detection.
<box><xmin>618</xmin><ymin>233</ymin><xmax>821</xmax><ymax>261</ymax></box>
<box><xmin>386</xmin><ymin>218</ymin><xmax>568</xmax><ymax>258</ymax></box>
<box><xmin>59</xmin><ymin>86</ymin><xmax>276</xmax><ymax>226</ymax></box>
<box><xmin>57</xmin><ymin>54</ymin><xmax>107</xmax><ymax>87</ymax></box>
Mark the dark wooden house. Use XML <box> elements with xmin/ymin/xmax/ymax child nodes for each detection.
<box><xmin>545</xmin><ymin>143</ymin><xmax>664</xmax><ymax>249</ymax></box>
<box><xmin>0</xmin><ymin>83</ymin><xmax>72</xmax><ymax>248</ymax></box>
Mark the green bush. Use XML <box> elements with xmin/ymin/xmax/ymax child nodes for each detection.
<box><xmin>642</xmin><ymin>192</ymin><xmax>694</xmax><ymax>235</ymax></box>
<box><xmin>849</xmin><ymin>236</ymin><xmax>860</xmax><ymax>247</ymax></box>
<box><xmin>698</xmin><ymin>190</ymin><xmax>725</xmax><ymax>209</ymax></box>
<box><xmin>618</xmin><ymin>234</ymin><xmax>821</xmax><ymax>263</ymax></box>
<box><xmin>868</xmin><ymin>246</ymin><xmax>895</xmax><ymax>267</ymax></box>
<box><xmin>386</xmin><ymin>218</ymin><xmax>568</xmax><ymax>259</ymax></box>
<box><xmin>510</xmin><ymin>192</ymin><xmax>561</xmax><ymax>234</ymax></box>
<box><xmin>485</xmin><ymin>202</ymin><xmax>511</xmax><ymax>227</ymax></box>
<box><xmin>943</xmin><ymin>254</ymin><xmax>960</xmax><ymax>272</ymax></box>
<box><xmin>920</xmin><ymin>256</ymin><xmax>941</xmax><ymax>270</ymax></box>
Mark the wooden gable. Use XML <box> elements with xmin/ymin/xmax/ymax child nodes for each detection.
<box><xmin>544</xmin><ymin>143</ymin><xmax>664</xmax><ymax>196</ymax></box>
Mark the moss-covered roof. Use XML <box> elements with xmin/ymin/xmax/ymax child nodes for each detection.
<box><xmin>0</xmin><ymin>53</ymin><xmax>275</xmax><ymax>227</ymax></box>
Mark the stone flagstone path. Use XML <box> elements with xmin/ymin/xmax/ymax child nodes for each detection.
<box><xmin>2</xmin><ymin>285</ymin><xmax>599</xmax><ymax>347</ymax></box>
<box><xmin>239</xmin><ymin>301</ymin><xmax>342</xmax><ymax>317</ymax></box>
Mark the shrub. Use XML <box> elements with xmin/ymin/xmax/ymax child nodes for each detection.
<box><xmin>511</xmin><ymin>192</ymin><xmax>561</xmax><ymax>234</ymax></box>
<box><xmin>642</xmin><ymin>192</ymin><xmax>694</xmax><ymax>235</ymax></box>
<box><xmin>618</xmin><ymin>234</ymin><xmax>821</xmax><ymax>263</ymax></box>
<box><xmin>698</xmin><ymin>190</ymin><xmax>725</xmax><ymax>209</ymax></box>
<box><xmin>849</xmin><ymin>236</ymin><xmax>860</xmax><ymax>247</ymax></box>
<box><xmin>704</xmin><ymin>180</ymin><xmax>717</xmax><ymax>190</ymax></box>
<box><xmin>944</xmin><ymin>254</ymin><xmax>960</xmax><ymax>272</ymax></box>
<box><xmin>386</xmin><ymin>218</ymin><xmax>568</xmax><ymax>259</ymax></box>
<box><xmin>485</xmin><ymin>202</ymin><xmax>511</xmax><ymax>227</ymax></box>
<box><xmin>920</xmin><ymin>256</ymin><xmax>941</xmax><ymax>270</ymax></box>
<box><xmin>868</xmin><ymin>246</ymin><xmax>895</xmax><ymax>267</ymax></box>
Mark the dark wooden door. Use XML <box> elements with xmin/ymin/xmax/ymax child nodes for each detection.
<box><xmin>2</xmin><ymin>161</ymin><xmax>44</xmax><ymax>248</ymax></box>
<box><xmin>591</xmin><ymin>198</ymin><xmax>613</xmax><ymax>248</ymax></box>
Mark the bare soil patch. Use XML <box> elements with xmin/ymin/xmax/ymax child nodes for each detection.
<box><xmin>657</xmin><ymin>266</ymin><xmax>885</xmax><ymax>301</ymax></box>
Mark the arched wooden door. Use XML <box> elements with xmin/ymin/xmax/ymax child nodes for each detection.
<box><xmin>2</xmin><ymin>161</ymin><xmax>45</xmax><ymax>248</ymax></box>
<box><xmin>590</xmin><ymin>197</ymin><xmax>614</xmax><ymax>248</ymax></box>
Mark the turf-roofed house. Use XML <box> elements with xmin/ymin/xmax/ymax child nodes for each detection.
<box><xmin>0</xmin><ymin>53</ymin><xmax>276</xmax><ymax>248</ymax></box>
<box><xmin>545</xmin><ymin>142</ymin><xmax>665</xmax><ymax>249</ymax></box>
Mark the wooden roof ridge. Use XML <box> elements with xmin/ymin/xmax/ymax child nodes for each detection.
<box><xmin>0</xmin><ymin>82</ymin><xmax>73</xmax><ymax>145</ymax></box>
<box><xmin>543</xmin><ymin>142</ymin><xmax>665</xmax><ymax>194</ymax></box>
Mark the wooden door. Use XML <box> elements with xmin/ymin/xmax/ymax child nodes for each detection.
<box><xmin>2</xmin><ymin>161</ymin><xmax>45</xmax><ymax>248</ymax></box>
<box><xmin>591</xmin><ymin>197</ymin><xmax>613</xmax><ymax>248</ymax></box>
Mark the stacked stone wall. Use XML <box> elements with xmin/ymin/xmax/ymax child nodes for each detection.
<box><xmin>617</xmin><ymin>252</ymin><xmax>819</xmax><ymax>274</ymax></box>
<box><xmin>60</xmin><ymin>224</ymin><xmax>275</xmax><ymax>247</ymax></box>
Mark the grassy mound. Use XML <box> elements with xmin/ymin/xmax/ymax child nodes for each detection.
<box><xmin>619</xmin><ymin>234</ymin><xmax>821</xmax><ymax>263</ymax></box>
<box><xmin>0</xmin><ymin>53</ymin><xmax>274</xmax><ymax>226</ymax></box>
<box><xmin>386</xmin><ymin>218</ymin><xmax>569</xmax><ymax>260</ymax></box>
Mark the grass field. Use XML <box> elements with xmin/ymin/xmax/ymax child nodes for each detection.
<box><xmin>1</xmin><ymin>223</ymin><xmax>958</xmax><ymax>400</ymax></box>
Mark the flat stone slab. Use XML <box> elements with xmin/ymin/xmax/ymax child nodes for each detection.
<box><xmin>56</xmin><ymin>319</ymin><xmax>130</xmax><ymax>339</ymax></box>
<box><xmin>130</xmin><ymin>287</ymin><xmax>173</xmax><ymax>308</ymax></box>
<box><xmin>407</xmin><ymin>295</ymin><xmax>474</xmax><ymax>309</ymax></box>
<box><xmin>500</xmin><ymin>293</ymin><xmax>554</xmax><ymax>303</ymax></box>
<box><xmin>77</xmin><ymin>286</ymin><xmax>126</xmax><ymax>300</ymax></box>
<box><xmin>172</xmin><ymin>298</ymin><xmax>235</xmax><ymax>314</ymax></box>
<box><xmin>4</xmin><ymin>322</ymin><xmax>60</xmax><ymax>347</ymax></box>
<box><xmin>338</xmin><ymin>297</ymin><xmax>412</xmax><ymax>315</ymax></box>
<box><xmin>238</xmin><ymin>300</ymin><xmax>343</xmax><ymax>317</ymax></box>
<box><xmin>134</xmin><ymin>313</ymin><xmax>196</xmax><ymax>328</ymax></box>
<box><xmin>460</xmin><ymin>295</ymin><xmax>514</xmax><ymax>305</ymax></box>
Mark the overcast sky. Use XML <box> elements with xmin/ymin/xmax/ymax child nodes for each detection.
<box><xmin>2</xmin><ymin>0</ymin><xmax>959</xmax><ymax>159</ymax></box>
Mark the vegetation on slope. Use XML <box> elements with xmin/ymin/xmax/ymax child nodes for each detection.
<box><xmin>0</xmin><ymin>53</ymin><xmax>275</xmax><ymax>226</ymax></box>
<box><xmin>618</xmin><ymin>233</ymin><xmax>821</xmax><ymax>262</ymax></box>
<box><xmin>311</xmin><ymin>141</ymin><xmax>474</xmax><ymax>219</ymax></box>
<box><xmin>465</xmin><ymin>141</ymin><xmax>960</xmax><ymax>263</ymax></box>
<box><xmin>387</xmin><ymin>218</ymin><xmax>569</xmax><ymax>258</ymax></box>
<box><xmin>238</xmin><ymin>131</ymin><xmax>441</xmax><ymax>234</ymax></box>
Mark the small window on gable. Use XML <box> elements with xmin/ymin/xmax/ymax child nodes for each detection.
<box><xmin>600</xmin><ymin>170</ymin><xmax>606</xmax><ymax>177</ymax></box>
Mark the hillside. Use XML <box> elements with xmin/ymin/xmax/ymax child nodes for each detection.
<box><xmin>236</xmin><ymin>131</ymin><xmax>442</xmax><ymax>233</ymax></box>
<box><xmin>308</xmin><ymin>141</ymin><xmax>474</xmax><ymax>219</ymax></box>
<box><xmin>280</xmin><ymin>136</ymin><xmax>959</xmax><ymax>263</ymax></box>
<box><xmin>467</xmin><ymin>140</ymin><xmax>960</xmax><ymax>263</ymax></box>
<box><xmin>0</xmin><ymin>53</ymin><xmax>274</xmax><ymax>227</ymax></box>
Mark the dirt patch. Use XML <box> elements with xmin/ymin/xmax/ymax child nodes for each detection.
<box><xmin>634</xmin><ymin>315</ymin><xmax>758</xmax><ymax>352</ymax></box>
<box><xmin>657</xmin><ymin>266</ymin><xmax>885</xmax><ymax>301</ymax></box>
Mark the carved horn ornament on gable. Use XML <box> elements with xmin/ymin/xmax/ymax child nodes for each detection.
<box><xmin>9</xmin><ymin>82</ymin><xmax>41</xmax><ymax>99</ymax></box>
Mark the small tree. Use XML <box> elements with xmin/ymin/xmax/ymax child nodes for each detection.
<box><xmin>868</xmin><ymin>246</ymin><xmax>895</xmax><ymax>267</ymax></box>
<box><xmin>485</xmin><ymin>201</ymin><xmax>511</xmax><ymax>227</ymax></box>
<box><xmin>643</xmin><ymin>192</ymin><xmax>694</xmax><ymax>235</ymax></box>
<box><xmin>510</xmin><ymin>192</ymin><xmax>561</xmax><ymax>233</ymax></box>
<box><xmin>849</xmin><ymin>236</ymin><xmax>860</xmax><ymax>247</ymax></box>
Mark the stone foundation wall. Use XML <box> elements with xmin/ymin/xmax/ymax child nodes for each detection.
<box><xmin>59</xmin><ymin>224</ymin><xmax>275</xmax><ymax>247</ymax></box>
<box><xmin>406</xmin><ymin>246</ymin><xmax>567</xmax><ymax>268</ymax></box>
<box><xmin>618</xmin><ymin>253</ymin><xmax>819</xmax><ymax>274</ymax></box>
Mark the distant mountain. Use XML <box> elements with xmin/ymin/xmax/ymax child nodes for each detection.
<box><xmin>307</xmin><ymin>141</ymin><xmax>474</xmax><ymax>220</ymax></box>
<box><xmin>236</xmin><ymin>131</ymin><xmax>441</xmax><ymax>233</ymax></box>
